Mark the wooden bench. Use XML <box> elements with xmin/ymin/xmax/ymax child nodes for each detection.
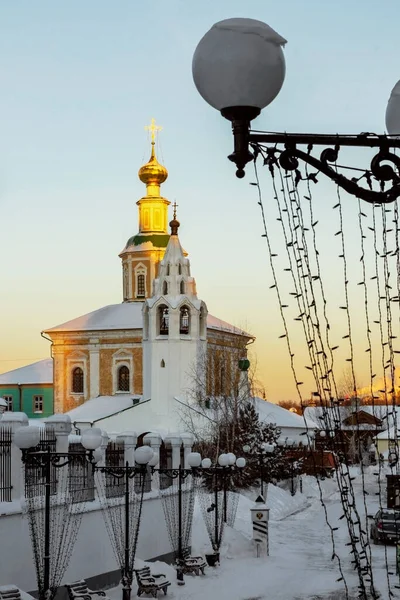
<box><xmin>135</xmin><ymin>567</ymin><xmax>170</xmax><ymax>597</ymax></box>
<box><xmin>65</xmin><ymin>580</ymin><xmax>110</xmax><ymax>600</ymax></box>
<box><xmin>180</xmin><ymin>549</ymin><xmax>207</xmax><ymax>576</ymax></box>
<box><xmin>0</xmin><ymin>586</ymin><xmax>22</xmax><ymax>600</ymax></box>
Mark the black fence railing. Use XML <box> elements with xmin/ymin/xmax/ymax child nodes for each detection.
<box><xmin>0</xmin><ymin>427</ymin><xmax>12</xmax><ymax>502</ymax></box>
<box><xmin>25</xmin><ymin>427</ymin><xmax>57</xmax><ymax>498</ymax></box>
<box><xmin>68</xmin><ymin>442</ymin><xmax>95</xmax><ymax>503</ymax></box>
<box><xmin>105</xmin><ymin>440</ymin><xmax>125</xmax><ymax>498</ymax></box>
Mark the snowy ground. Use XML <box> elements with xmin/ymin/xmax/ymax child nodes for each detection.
<box><xmin>107</xmin><ymin>469</ymin><xmax>400</xmax><ymax>599</ymax></box>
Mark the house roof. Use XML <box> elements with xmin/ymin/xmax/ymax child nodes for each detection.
<box><xmin>304</xmin><ymin>405</ymin><xmax>396</xmax><ymax>430</ymax></box>
<box><xmin>254</xmin><ymin>397</ymin><xmax>317</xmax><ymax>430</ymax></box>
<box><xmin>65</xmin><ymin>395</ymin><xmax>141</xmax><ymax>424</ymax></box>
<box><xmin>43</xmin><ymin>302</ymin><xmax>250</xmax><ymax>337</ymax></box>
<box><xmin>0</xmin><ymin>359</ymin><xmax>53</xmax><ymax>385</ymax></box>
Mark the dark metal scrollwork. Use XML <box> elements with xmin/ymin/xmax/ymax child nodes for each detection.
<box><xmin>256</xmin><ymin>140</ymin><xmax>400</xmax><ymax>204</ymax></box>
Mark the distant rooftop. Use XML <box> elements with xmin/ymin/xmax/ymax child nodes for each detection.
<box><xmin>0</xmin><ymin>359</ymin><xmax>53</xmax><ymax>385</ymax></box>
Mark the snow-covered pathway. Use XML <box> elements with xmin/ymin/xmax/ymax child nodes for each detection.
<box><xmin>107</xmin><ymin>473</ymin><xmax>400</xmax><ymax>600</ymax></box>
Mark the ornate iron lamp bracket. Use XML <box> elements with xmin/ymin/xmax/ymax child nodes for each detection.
<box><xmin>21</xmin><ymin>448</ymin><xmax>96</xmax><ymax>468</ymax></box>
<box><xmin>229</xmin><ymin>128</ymin><xmax>400</xmax><ymax>204</ymax></box>
<box><xmin>95</xmin><ymin>464</ymin><xmax>146</xmax><ymax>479</ymax></box>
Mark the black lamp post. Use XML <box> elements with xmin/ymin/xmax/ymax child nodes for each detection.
<box><xmin>93</xmin><ymin>445</ymin><xmax>154</xmax><ymax>600</ymax></box>
<box><xmin>198</xmin><ymin>453</ymin><xmax>246</xmax><ymax>562</ymax></box>
<box><xmin>192</xmin><ymin>18</ymin><xmax>400</xmax><ymax>203</ymax></box>
<box><xmin>243</xmin><ymin>443</ymin><xmax>275</xmax><ymax>500</ymax></box>
<box><xmin>14</xmin><ymin>426</ymin><xmax>103</xmax><ymax>600</ymax></box>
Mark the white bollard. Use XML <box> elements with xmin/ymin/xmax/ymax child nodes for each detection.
<box><xmin>250</xmin><ymin>495</ymin><xmax>270</xmax><ymax>557</ymax></box>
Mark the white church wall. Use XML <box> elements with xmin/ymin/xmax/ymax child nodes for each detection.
<box><xmin>0</xmin><ymin>496</ymin><xmax>171</xmax><ymax>592</ymax></box>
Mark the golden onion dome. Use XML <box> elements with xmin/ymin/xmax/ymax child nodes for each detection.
<box><xmin>138</xmin><ymin>142</ymin><xmax>168</xmax><ymax>186</ymax></box>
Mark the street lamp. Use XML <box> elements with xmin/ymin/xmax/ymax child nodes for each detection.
<box><xmin>197</xmin><ymin>452</ymin><xmax>246</xmax><ymax>564</ymax></box>
<box><xmin>192</xmin><ymin>18</ymin><xmax>400</xmax><ymax>203</ymax></box>
<box><xmin>152</xmin><ymin>451</ymin><xmax>202</xmax><ymax>585</ymax></box>
<box><xmin>93</xmin><ymin>444</ymin><xmax>154</xmax><ymax>600</ymax></box>
<box><xmin>14</xmin><ymin>426</ymin><xmax>102</xmax><ymax>600</ymax></box>
<box><xmin>243</xmin><ymin>442</ymin><xmax>275</xmax><ymax>500</ymax></box>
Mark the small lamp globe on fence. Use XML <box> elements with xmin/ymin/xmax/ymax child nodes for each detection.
<box><xmin>14</xmin><ymin>425</ymin><xmax>41</xmax><ymax>450</ymax></box>
<box><xmin>81</xmin><ymin>428</ymin><xmax>102</xmax><ymax>451</ymax></box>
<box><xmin>319</xmin><ymin>430</ymin><xmax>326</xmax><ymax>438</ymax></box>
<box><xmin>192</xmin><ymin>18</ymin><xmax>286</xmax><ymax>120</ymax></box>
<box><xmin>263</xmin><ymin>443</ymin><xmax>275</xmax><ymax>455</ymax></box>
<box><xmin>135</xmin><ymin>445</ymin><xmax>154</xmax><ymax>465</ymax></box>
<box><xmin>236</xmin><ymin>457</ymin><xmax>246</xmax><ymax>468</ymax></box>
<box><xmin>243</xmin><ymin>444</ymin><xmax>251</xmax><ymax>454</ymax></box>
<box><xmin>187</xmin><ymin>452</ymin><xmax>202</xmax><ymax>468</ymax></box>
<box><xmin>226</xmin><ymin>453</ymin><xmax>236</xmax><ymax>466</ymax></box>
<box><xmin>201</xmin><ymin>458</ymin><xmax>212</xmax><ymax>469</ymax></box>
<box><xmin>218</xmin><ymin>453</ymin><xmax>229</xmax><ymax>467</ymax></box>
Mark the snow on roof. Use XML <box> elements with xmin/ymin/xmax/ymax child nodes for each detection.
<box><xmin>65</xmin><ymin>395</ymin><xmax>141</xmax><ymax>424</ymax></box>
<box><xmin>0</xmin><ymin>359</ymin><xmax>53</xmax><ymax>385</ymax></box>
<box><xmin>254</xmin><ymin>397</ymin><xmax>316</xmax><ymax>430</ymax></box>
<box><xmin>44</xmin><ymin>302</ymin><xmax>249</xmax><ymax>337</ymax></box>
<box><xmin>0</xmin><ymin>398</ymin><xmax>7</xmax><ymax>407</ymax></box>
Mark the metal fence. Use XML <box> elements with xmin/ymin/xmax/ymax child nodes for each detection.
<box><xmin>105</xmin><ymin>440</ymin><xmax>125</xmax><ymax>498</ymax></box>
<box><xmin>25</xmin><ymin>427</ymin><xmax>58</xmax><ymax>498</ymax></box>
<box><xmin>68</xmin><ymin>442</ymin><xmax>95</xmax><ymax>503</ymax></box>
<box><xmin>0</xmin><ymin>427</ymin><xmax>12</xmax><ymax>502</ymax></box>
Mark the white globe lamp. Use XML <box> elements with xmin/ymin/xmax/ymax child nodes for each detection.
<box><xmin>192</xmin><ymin>18</ymin><xmax>286</xmax><ymax>117</ymax></box>
<box><xmin>236</xmin><ymin>457</ymin><xmax>246</xmax><ymax>468</ymax></box>
<box><xmin>201</xmin><ymin>458</ymin><xmax>212</xmax><ymax>469</ymax></box>
<box><xmin>218</xmin><ymin>453</ymin><xmax>229</xmax><ymax>467</ymax></box>
<box><xmin>135</xmin><ymin>445</ymin><xmax>154</xmax><ymax>465</ymax></box>
<box><xmin>226</xmin><ymin>452</ymin><xmax>236</xmax><ymax>466</ymax></box>
<box><xmin>386</xmin><ymin>80</ymin><xmax>400</xmax><ymax>136</ymax></box>
<box><xmin>81</xmin><ymin>428</ymin><xmax>103</xmax><ymax>451</ymax></box>
<box><xmin>14</xmin><ymin>426</ymin><xmax>40</xmax><ymax>450</ymax></box>
<box><xmin>187</xmin><ymin>452</ymin><xmax>202</xmax><ymax>468</ymax></box>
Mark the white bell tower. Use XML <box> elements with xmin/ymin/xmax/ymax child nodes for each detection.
<box><xmin>142</xmin><ymin>206</ymin><xmax>208</xmax><ymax>428</ymax></box>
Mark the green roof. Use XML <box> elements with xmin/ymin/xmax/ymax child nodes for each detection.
<box><xmin>125</xmin><ymin>234</ymin><xmax>170</xmax><ymax>249</ymax></box>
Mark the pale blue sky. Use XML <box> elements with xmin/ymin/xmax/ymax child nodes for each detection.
<box><xmin>1</xmin><ymin>0</ymin><xmax>400</xmax><ymax>401</ymax></box>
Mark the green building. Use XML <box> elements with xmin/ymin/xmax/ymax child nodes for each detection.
<box><xmin>0</xmin><ymin>359</ymin><xmax>53</xmax><ymax>419</ymax></box>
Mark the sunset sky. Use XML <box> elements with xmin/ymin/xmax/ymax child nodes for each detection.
<box><xmin>1</xmin><ymin>0</ymin><xmax>400</xmax><ymax>402</ymax></box>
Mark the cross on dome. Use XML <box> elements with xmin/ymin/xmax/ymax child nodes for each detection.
<box><xmin>145</xmin><ymin>118</ymin><xmax>162</xmax><ymax>144</ymax></box>
<box><xmin>172</xmin><ymin>202</ymin><xmax>178</xmax><ymax>220</ymax></box>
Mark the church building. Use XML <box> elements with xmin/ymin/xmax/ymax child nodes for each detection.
<box><xmin>37</xmin><ymin>121</ymin><xmax>253</xmax><ymax>433</ymax></box>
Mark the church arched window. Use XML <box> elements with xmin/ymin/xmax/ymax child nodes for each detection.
<box><xmin>117</xmin><ymin>365</ymin><xmax>130</xmax><ymax>392</ymax></box>
<box><xmin>180</xmin><ymin>306</ymin><xmax>190</xmax><ymax>335</ymax></box>
<box><xmin>72</xmin><ymin>367</ymin><xmax>84</xmax><ymax>394</ymax></box>
<box><xmin>180</xmin><ymin>280</ymin><xmax>185</xmax><ymax>294</ymax></box>
<box><xmin>163</xmin><ymin>281</ymin><xmax>168</xmax><ymax>295</ymax></box>
<box><xmin>166</xmin><ymin>264</ymin><xmax>170</xmax><ymax>276</ymax></box>
<box><xmin>178</xmin><ymin>263</ymin><xmax>182</xmax><ymax>275</ymax></box>
<box><xmin>159</xmin><ymin>305</ymin><xmax>169</xmax><ymax>335</ymax></box>
<box><xmin>137</xmin><ymin>273</ymin><xmax>145</xmax><ymax>298</ymax></box>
